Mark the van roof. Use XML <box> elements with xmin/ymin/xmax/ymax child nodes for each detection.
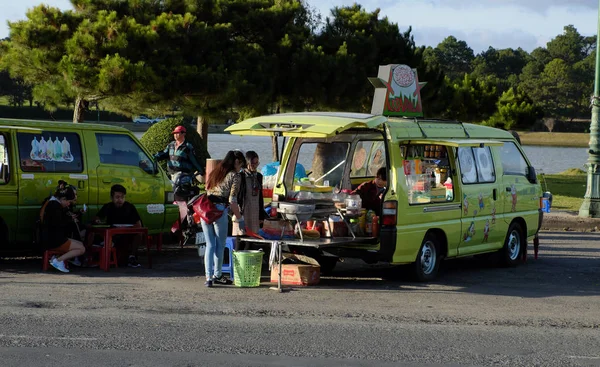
<box><xmin>387</xmin><ymin>117</ymin><xmax>515</xmax><ymax>141</ymax></box>
<box><xmin>0</xmin><ymin>118</ymin><xmax>130</xmax><ymax>133</ymax></box>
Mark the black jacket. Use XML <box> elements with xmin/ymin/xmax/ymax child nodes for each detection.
<box><xmin>41</xmin><ymin>200</ymin><xmax>72</xmax><ymax>250</ymax></box>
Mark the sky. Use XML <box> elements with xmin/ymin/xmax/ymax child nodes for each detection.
<box><xmin>1</xmin><ymin>0</ymin><xmax>598</xmax><ymax>53</ymax></box>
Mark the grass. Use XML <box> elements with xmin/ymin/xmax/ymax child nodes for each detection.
<box><xmin>518</xmin><ymin>132</ymin><xmax>589</xmax><ymax>147</ymax></box>
<box><xmin>541</xmin><ymin>169</ymin><xmax>587</xmax><ymax>211</ymax></box>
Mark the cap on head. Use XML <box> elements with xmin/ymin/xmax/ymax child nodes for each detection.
<box><xmin>172</xmin><ymin>126</ymin><xmax>187</xmax><ymax>134</ymax></box>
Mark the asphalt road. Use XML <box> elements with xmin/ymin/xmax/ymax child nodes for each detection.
<box><xmin>1</xmin><ymin>230</ymin><xmax>599</xmax><ymax>367</ymax></box>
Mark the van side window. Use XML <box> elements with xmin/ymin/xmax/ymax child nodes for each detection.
<box><xmin>499</xmin><ymin>142</ymin><xmax>528</xmax><ymax>176</ymax></box>
<box><xmin>350</xmin><ymin>140</ymin><xmax>385</xmax><ymax>178</ymax></box>
<box><xmin>0</xmin><ymin>134</ymin><xmax>9</xmax><ymax>184</ymax></box>
<box><xmin>96</xmin><ymin>133</ymin><xmax>152</xmax><ymax>173</ymax></box>
<box><xmin>458</xmin><ymin>146</ymin><xmax>496</xmax><ymax>184</ymax></box>
<box><xmin>401</xmin><ymin>144</ymin><xmax>452</xmax><ymax>205</ymax></box>
<box><xmin>17</xmin><ymin>132</ymin><xmax>84</xmax><ymax>173</ymax></box>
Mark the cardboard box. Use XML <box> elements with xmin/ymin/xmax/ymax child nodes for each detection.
<box><xmin>270</xmin><ymin>264</ymin><xmax>321</xmax><ymax>286</ymax></box>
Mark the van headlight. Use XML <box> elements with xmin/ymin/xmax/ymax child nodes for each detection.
<box><xmin>165</xmin><ymin>191</ymin><xmax>175</xmax><ymax>203</ymax></box>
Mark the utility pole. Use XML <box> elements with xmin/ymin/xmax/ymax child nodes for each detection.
<box><xmin>579</xmin><ymin>0</ymin><xmax>600</xmax><ymax>217</ymax></box>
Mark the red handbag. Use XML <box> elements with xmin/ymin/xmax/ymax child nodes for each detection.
<box><xmin>193</xmin><ymin>194</ymin><xmax>224</xmax><ymax>225</ymax></box>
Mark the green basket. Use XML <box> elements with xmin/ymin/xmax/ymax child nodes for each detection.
<box><xmin>233</xmin><ymin>250</ymin><xmax>264</xmax><ymax>287</ymax></box>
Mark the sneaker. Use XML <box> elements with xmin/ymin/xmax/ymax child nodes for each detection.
<box><xmin>128</xmin><ymin>256</ymin><xmax>141</xmax><ymax>268</ymax></box>
<box><xmin>204</xmin><ymin>279</ymin><xmax>213</xmax><ymax>288</ymax></box>
<box><xmin>212</xmin><ymin>275</ymin><xmax>233</xmax><ymax>285</ymax></box>
<box><xmin>49</xmin><ymin>258</ymin><xmax>69</xmax><ymax>273</ymax></box>
<box><xmin>68</xmin><ymin>258</ymin><xmax>82</xmax><ymax>267</ymax></box>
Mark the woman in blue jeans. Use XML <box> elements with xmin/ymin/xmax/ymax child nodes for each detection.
<box><xmin>201</xmin><ymin>150</ymin><xmax>246</xmax><ymax>287</ymax></box>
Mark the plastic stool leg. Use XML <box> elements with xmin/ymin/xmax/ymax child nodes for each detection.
<box><xmin>222</xmin><ymin>237</ymin><xmax>235</xmax><ymax>280</ymax></box>
<box><xmin>42</xmin><ymin>251</ymin><xmax>49</xmax><ymax>271</ymax></box>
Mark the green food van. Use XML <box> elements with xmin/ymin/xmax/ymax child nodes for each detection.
<box><xmin>0</xmin><ymin>120</ymin><xmax>178</xmax><ymax>254</ymax></box>
<box><xmin>226</xmin><ymin>112</ymin><xmax>543</xmax><ymax>280</ymax></box>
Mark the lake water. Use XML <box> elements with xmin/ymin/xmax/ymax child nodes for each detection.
<box><xmin>136</xmin><ymin>133</ymin><xmax>589</xmax><ymax>175</ymax></box>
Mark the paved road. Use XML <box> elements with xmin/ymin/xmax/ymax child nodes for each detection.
<box><xmin>1</xmin><ymin>231</ymin><xmax>599</xmax><ymax>366</ymax></box>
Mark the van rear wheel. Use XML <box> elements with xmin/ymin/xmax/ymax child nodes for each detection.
<box><xmin>413</xmin><ymin>233</ymin><xmax>441</xmax><ymax>281</ymax></box>
<box><xmin>501</xmin><ymin>222</ymin><xmax>524</xmax><ymax>267</ymax></box>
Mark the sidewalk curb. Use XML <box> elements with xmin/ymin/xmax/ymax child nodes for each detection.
<box><xmin>541</xmin><ymin>210</ymin><xmax>600</xmax><ymax>232</ymax></box>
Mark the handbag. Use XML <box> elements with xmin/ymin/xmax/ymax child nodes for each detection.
<box><xmin>193</xmin><ymin>194</ymin><xmax>224</xmax><ymax>225</ymax></box>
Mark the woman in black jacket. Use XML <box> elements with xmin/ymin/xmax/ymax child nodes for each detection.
<box><xmin>41</xmin><ymin>186</ymin><xmax>86</xmax><ymax>273</ymax></box>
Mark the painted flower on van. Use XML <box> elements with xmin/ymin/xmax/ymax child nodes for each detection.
<box><xmin>491</xmin><ymin>206</ymin><xmax>496</xmax><ymax>224</ymax></box>
<box><xmin>463</xmin><ymin>193</ymin><xmax>469</xmax><ymax>215</ymax></box>
<box><xmin>463</xmin><ymin>221</ymin><xmax>476</xmax><ymax>242</ymax></box>
<box><xmin>511</xmin><ymin>184</ymin><xmax>517</xmax><ymax>212</ymax></box>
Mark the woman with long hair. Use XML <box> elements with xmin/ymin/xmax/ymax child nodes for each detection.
<box><xmin>202</xmin><ymin>150</ymin><xmax>246</xmax><ymax>287</ymax></box>
<box><xmin>232</xmin><ymin>151</ymin><xmax>267</xmax><ymax>241</ymax></box>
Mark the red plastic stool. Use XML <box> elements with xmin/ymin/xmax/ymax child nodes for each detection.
<box><xmin>87</xmin><ymin>246</ymin><xmax>118</xmax><ymax>269</ymax></box>
<box><xmin>148</xmin><ymin>233</ymin><xmax>163</xmax><ymax>252</ymax></box>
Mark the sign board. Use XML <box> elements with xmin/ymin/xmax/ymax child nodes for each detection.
<box><xmin>369</xmin><ymin>64</ymin><xmax>427</xmax><ymax>117</ymax></box>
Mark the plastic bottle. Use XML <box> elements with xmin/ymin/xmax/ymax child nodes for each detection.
<box><xmin>444</xmin><ymin>177</ymin><xmax>453</xmax><ymax>201</ymax></box>
<box><xmin>372</xmin><ymin>215</ymin><xmax>379</xmax><ymax>238</ymax></box>
<box><xmin>365</xmin><ymin>210</ymin><xmax>375</xmax><ymax>236</ymax></box>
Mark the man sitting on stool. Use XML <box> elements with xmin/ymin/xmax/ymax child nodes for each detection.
<box><xmin>93</xmin><ymin>184</ymin><xmax>142</xmax><ymax>268</ymax></box>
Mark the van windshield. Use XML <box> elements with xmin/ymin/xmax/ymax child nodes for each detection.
<box><xmin>292</xmin><ymin>142</ymin><xmax>349</xmax><ymax>188</ymax></box>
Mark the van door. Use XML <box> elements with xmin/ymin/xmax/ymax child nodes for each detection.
<box><xmin>0</xmin><ymin>131</ymin><xmax>18</xmax><ymax>250</ymax></box>
<box><xmin>15</xmin><ymin>130</ymin><xmax>89</xmax><ymax>249</ymax></box>
<box><xmin>497</xmin><ymin>141</ymin><xmax>540</xmax><ymax>224</ymax></box>
<box><xmin>91</xmin><ymin>133</ymin><xmax>165</xmax><ymax>230</ymax></box>
<box><xmin>456</xmin><ymin>145</ymin><xmax>506</xmax><ymax>255</ymax></box>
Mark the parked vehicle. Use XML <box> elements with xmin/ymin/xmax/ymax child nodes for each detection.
<box><xmin>0</xmin><ymin>119</ymin><xmax>178</xmax><ymax>254</ymax></box>
<box><xmin>133</xmin><ymin>115</ymin><xmax>155</xmax><ymax>124</ymax></box>
<box><xmin>226</xmin><ymin>112</ymin><xmax>543</xmax><ymax>280</ymax></box>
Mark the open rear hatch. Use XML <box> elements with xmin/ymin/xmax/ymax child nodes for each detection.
<box><xmin>225</xmin><ymin>112</ymin><xmax>387</xmax><ymax>138</ymax></box>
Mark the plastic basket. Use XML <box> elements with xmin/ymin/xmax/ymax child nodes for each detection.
<box><xmin>233</xmin><ymin>250</ymin><xmax>264</xmax><ymax>287</ymax></box>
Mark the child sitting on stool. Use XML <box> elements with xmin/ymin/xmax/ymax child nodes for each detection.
<box><xmin>93</xmin><ymin>184</ymin><xmax>142</xmax><ymax>268</ymax></box>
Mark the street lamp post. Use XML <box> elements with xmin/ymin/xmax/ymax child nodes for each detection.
<box><xmin>579</xmin><ymin>0</ymin><xmax>600</xmax><ymax>218</ymax></box>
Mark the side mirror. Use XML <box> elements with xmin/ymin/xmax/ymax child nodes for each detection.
<box><xmin>527</xmin><ymin>166</ymin><xmax>537</xmax><ymax>183</ymax></box>
<box><xmin>153</xmin><ymin>160</ymin><xmax>159</xmax><ymax>175</ymax></box>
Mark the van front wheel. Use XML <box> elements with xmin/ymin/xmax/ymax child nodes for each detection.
<box><xmin>501</xmin><ymin>222</ymin><xmax>524</xmax><ymax>266</ymax></box>
<box><xmin>413</xmin><ymin>233</ymin><xmax>440</xmax><ymax>281</ymax></box>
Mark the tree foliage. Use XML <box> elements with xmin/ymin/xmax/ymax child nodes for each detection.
<box><xmin>0</xmin><ymin>3</ymin><xmax>596</xmax><ymax>132</ymax></box>
<box><xmin>484</xmin><ymin>87</ymin><xmax>542</xmax><ymax>130</ymax></box>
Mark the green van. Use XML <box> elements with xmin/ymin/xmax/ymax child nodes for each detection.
<box><xmin>226</xmin><ymin>112</ymin><xmax>543</xmax><ymax>280</ymax></box>
<box><xmin>0</xmin><ymin>119</ymin><xmax>178</xmax><ymax>254</ymax></box>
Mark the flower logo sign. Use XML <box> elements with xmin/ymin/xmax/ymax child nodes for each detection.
<box><xmin>369</xmin><ymin>64</ymin><xmax>427</xmax><ymax>117</ymax></box>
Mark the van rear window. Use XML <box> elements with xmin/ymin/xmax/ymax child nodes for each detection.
<box><xmin>17</xmin><ymin>132</ymin><xmax>84</xmax><ymax>173</ymax></box>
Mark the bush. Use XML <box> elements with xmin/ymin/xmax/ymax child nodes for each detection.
<box><xmin>140</xmin><ymin>117</ymin><xmax>210</xmax><ymax>173</ymax></box>
<box><xmin>482</xmin><ymin>88</ymin><xmax>542</xmax><ymax>130</ymax></box>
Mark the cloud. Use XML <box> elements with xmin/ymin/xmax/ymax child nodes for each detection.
<box><xmin>412</xmin><ymin>27</ymin><xmax>540</xmax><ymax>54</ymax></box>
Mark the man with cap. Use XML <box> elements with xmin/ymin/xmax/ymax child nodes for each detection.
<box><xmin>154</xmin><ymin>125</ymin><xmax>205</xmax><ymax>189</ymax></box>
